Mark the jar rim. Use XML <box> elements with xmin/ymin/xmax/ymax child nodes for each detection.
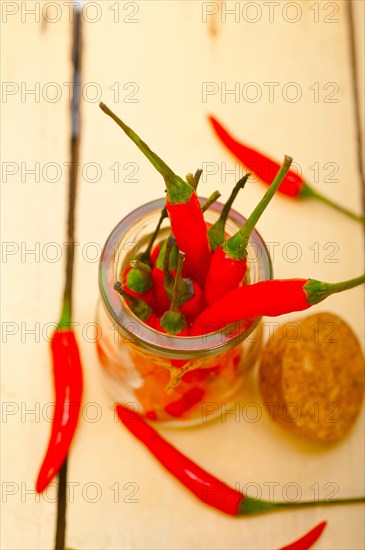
<box><xmin>99</xmin><ymin>197</ymin><xmax>273</xmax><ymax>359</ymax></box>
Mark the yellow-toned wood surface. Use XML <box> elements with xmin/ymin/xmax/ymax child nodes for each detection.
<box><xmin>2</xmin><ymin>1</ymin><xmax>364</xmax><ymax>549</ymax></box>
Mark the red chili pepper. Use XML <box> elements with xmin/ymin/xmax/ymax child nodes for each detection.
<box><xmin>278</xmin><ymin>521</ymin><xmax>327</xmax><ymax>550</ymax></box>
<box><xmin>192</xmin><ymin>275</ymin><xmax>365</xmax><ymax>336</ymax></box>
<box><xmin>165</xmin><ymin>196</ymin><xmax>212</xmax><ymax>286</ymax></box>
<box><xmin>205</xmin><ymin>156</ymin><xmax>292</xmax><ymax>305</ymax></box>
<box><xmin>116</xmin><ymin>404</ymin><xmax>364</xmax><ymax>515</ymax></box>
<box><xmin>100</xmin><ymin>102</ymin><xmax>212</xmax><ymax>286</ymax></box>
<box><xmin>164</xmin><ymin>387</ymin><xmax>204</xmax><ymax>418</ymax></box>
<box><xmin>152</xmin><ymin>266</ymin><xmax>171</xmax><ymax>315</ymax></box>
<box><xmin>209</xmin><ymin>115</ymin><xmax>365</xmax><ymax>224</ymax></box>
<box><xmin>36</xmin><ymin>327</ymin><xmax>83</xmax><ymax>493</ymax></box>
<box><xmin>152</xmin><ymin>265</ymin><xmax>171</xmax><ymax>315</ymax></box>
<box><xmin>114</xmin><ymin>282</ymin><xmax>157</xmax><ymax>328</ymax></box>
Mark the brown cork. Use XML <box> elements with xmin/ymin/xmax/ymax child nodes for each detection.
<box><xmin>259</xmin><ymin>312</ymin><xmax>365</xmax><ymax>442</ymax></box>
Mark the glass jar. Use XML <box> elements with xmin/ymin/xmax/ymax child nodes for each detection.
<box><xmin>96</xmin><ymin>198</ymin><xmax>272</xmax><ymax>426</ymax></box>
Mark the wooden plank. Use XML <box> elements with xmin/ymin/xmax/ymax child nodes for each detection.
<box><xmin>66</xmin><ymin>1</ymin><xmax>364</xmax><ymax>549</ymax></box>
<box><xmin>1</xmin><ymin>9</ymin><xmax>71</xmax><ymax>550</ymax></box>
<box><xmin>352</xmin><ymin>0</ymin><xmax>364</xmax><ymax>173</ymax></box>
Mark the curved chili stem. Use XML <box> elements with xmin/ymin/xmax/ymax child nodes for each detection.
<box><xmin>300</xmin><ymin>182</ymin><xmax>365</xmax><ymax>224</ymax></box>
<box><xmin>194</xmin><ymin>168</ymin><xmax>203</xmax><ymax>188</ymax></box>
<box><xmin>186</xmin><ymin>173</ymin><xmax>195</xmax><ymax>189</ymax></box>
<box><xmin>201</xmin><ymin>190</ymin><xmax>221</xmax><ymax>212</ymax></box>
<box><xmin>238</xmin><ymin>495</ymin><xmax>364</xmax><ymax>514</ymax></box>
<box><xmin>208</xmin><ymin>174</ymin><xmax>249</xmax><ymax>251</ymax></box>
<box><xmin>185</xmin><ymin>169</ymin><xmax>203</xmax><ymax>192</ymax></box>
<box><xmin>114</xmin><ymin>281</ymin><xmax>153</xmax><ymax>322</ymax></box>
<box><xmin>278</xmin><ymin>521</ymin><xmax>327</xmax><ymax>550</ymax></box>
<box><xmin>163</xmin><ymin>235</ymin><xmax>176</xmax><ymax>288</ymax></box>
<box><xmin>130</xmin><ymin>260</ymin><xmax>152</xmax><ymax>273</ymax></box>
<box><xmin>225</xmin><ymin>155</ymin><xmax>293</xmax><ymax>260</ymax></box>
<box><xmin>139</xmin><ymin>207</ymin><xmax>168</xmax><ymax>265</ymax></box>
<box><xmin>304</xmin><ymin>273</ymin><xmax>365</xmax><ymax>304</ymax></box>
<box><xmin>170</xmin><ymin>252</ymin><xmax>184</xmax><ymax>313</ymax></box>
<box><xmin>100</xmin><ymin>102</ymin><xmax>192</xmax><ymax>204</ymax></box>
<box><xmin>116</xmin><ymin>404</ymin><xmax>364</xmax><ymax>516</ymax></box>
<box><xmin>160</xmin><ymin>252</ymin><xmax>187</xmax><ymax>334</ymax></box>
<box><xmin>162</xmin><ymin>237</ymin><xmax>194</xmax><ymax>305</ymax></box>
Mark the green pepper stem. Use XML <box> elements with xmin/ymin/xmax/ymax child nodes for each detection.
<box><xmin>99</xmin><ymin>103</ymin><xmax>192</xmax><ymax>204</ymax></box>
<box><xmin>58</xmin><ymin>298</ymin><xmax>71</xmax><ymax>329</ymax></box>
<box><xmin>238</xmin><ymin>494</ymin><xmax>365</xmax><ymax>515</ymax></box>
<box><xmin>114</xmin><ymin>282</ymin><xmax>137</xmax><ymax>305</ymax></box>
<box><xmin>300</xmin><ymin>182</ymin><xmax>365</xmax><ymax>224</ymax></box>
<box><xmin>208</xmin><ymin>174</ymin><xmax>249</xmax><ymax>251</ymax></box>
<box><xmin>160</xmin><ymin>252</ymin><xmax>187</xmax><ymax>334</ymax></box>
<box><xmin>139</xmin><ymin>207</ymin><xmax>168</xmax><ymax>264</ymax></box>
<box><xmin>170</xmin><ymin>252</ymin><xmax>184</xmax><ymax>314</ymax></box>
<box><xmin>305</xmin><ymin>274</ymin><xmax>365</xmax><ymax>305</ymax></box>
<box><xmin>225</xmin><ymin>156</ymin><xmax>293</xmax><ymax>260</ymax></box>
<box><xmin>163</xmin><ymin>236</ymin><xmax>176</xmax><ymax>297</ymax></box>
<box><xmin>193</xmin><ymin>169</ymin><xmax>203</xmax><ymax>189</ymax></box>
<box><xmin>114</xmin><ymin>282</ymin><xmax>152</xmax><ymax>321</ymax></box>
<box><xmin>201</xmin><ymin>190</ymin><xmax>221</xmax><ymax>212</ymax></box>
<box><xmin>186</xmin><ymin>173</ymin><xmax>195</xmax><ymax>188</ymax></box>
<box><xmin>129</xmin><ymin>260</ymin><xmax>151</xmax><ymax>273</ymax></box>
<box><xmin>163</xmin><ymin>236</ymin><xmax>176</xmax><ymax>276</ymax></box>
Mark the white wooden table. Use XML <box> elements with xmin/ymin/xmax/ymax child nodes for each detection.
<box><xmin>2</xmin><ymin>1</ymin><xmax>364</xmax><ymax>548</ymax></box>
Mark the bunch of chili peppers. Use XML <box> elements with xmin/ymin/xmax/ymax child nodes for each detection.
<box><xmin>100</xmin><ymin>102</ymin><xmax>365</xmax><ymax>339</ymax></box>
<box><xmin>99</xmin><ymin>104</ymin><xmax>364</xmax><ymax>549</ymax></box>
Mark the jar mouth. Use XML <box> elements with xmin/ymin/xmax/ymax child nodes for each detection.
<box><xmin>99</xmin><ymin>197</ymin><xmax>273</xmax><ymax>359</ymax></box>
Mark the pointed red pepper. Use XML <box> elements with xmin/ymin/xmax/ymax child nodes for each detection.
<box><xmin>115</xmin><ymin>404</ymin><xmax>364</xmax><ymax>516</ymax></box>
<box><xmin>209</xmin><ymin>115</ymin><xmax>364</xmax><ymax>224</ymax></box>
<box><xmin>278</xmin><ymin>521</ymin><xmax>327</xmax><ymax>550</ymax></box>
<box><xmin>36</xmin><ymin>302</ymin><xmax>83</xmax><ymax>493</ymax></box>
<box><xmin>100</xmin><ymin>102</ymin><xmax>212</xmax><ymax>286</ymax></box>
<box><xmin>192</xmin><ymin>274</ymin><xmax>365</xmax><ymax>335</ymax></box>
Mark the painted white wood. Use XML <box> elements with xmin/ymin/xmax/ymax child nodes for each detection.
<box><xmin>2</xmin><ymin>1</ymin><xmax>364</xmax><ymax>549</ymax></box>
<box><xmin>1</xmin><ymin>11</ymin><xmax>72</xmax><ymax>550</ymax></box>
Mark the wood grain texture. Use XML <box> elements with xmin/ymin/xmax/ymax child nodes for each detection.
<box><xmin>1</xmin><ymin>10</ymin><xmax>71</xmax><ymax>550</ymax></box>
<box><xmin>2</xmin><ymin>1</ymin><xmax>364</xmax><ymax>549</ymax></box>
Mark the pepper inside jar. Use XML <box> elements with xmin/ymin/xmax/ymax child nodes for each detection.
<box><xmin>96</xmin><ymin>198</ymin><xmax>272</xmax><ymax>426</ymax></box>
